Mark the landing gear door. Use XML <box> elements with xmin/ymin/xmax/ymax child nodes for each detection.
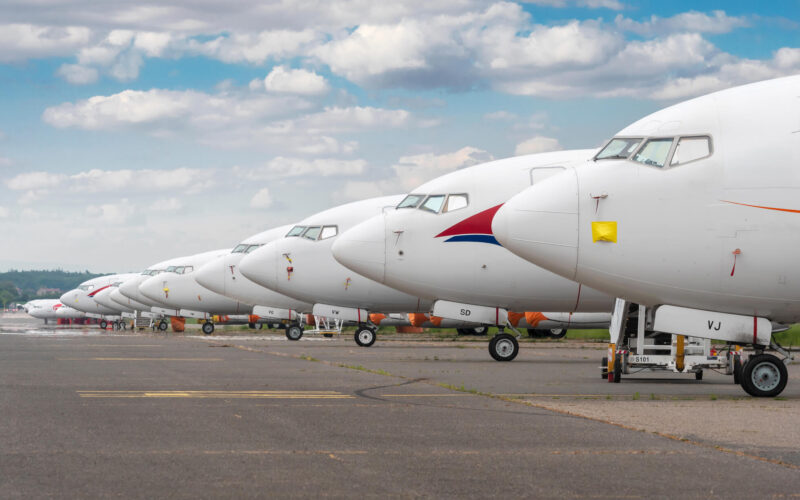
<box><xmin>529</xmin><ymin>166</ymin><xmax>566</xmax><ymax>185</ymax></box>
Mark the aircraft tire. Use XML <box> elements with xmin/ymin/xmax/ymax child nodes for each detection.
<box><xmin>354</xmin><ymin>327</ymin><xmax>376</xmax><ymax>347</ymax></box>
<box><xmin>695</xmin><ymin>370</ymin><xmax>703</xmax><ymax>381</ymax></box>
<box><xmin>322</xmin><ymin>333</ymin><xmax>334</xmax><ymax>338</ymax></box>
<box><xmin>472</xmin><ymin>326</ymin><xmax>488</xmax><ymax>336</ymax></box>
<box><xmin>158</xmin><ymin>320</ymin><xmax>168</xmax><ymax>331</ymax></box>
<box><xmin>740</xmin><ymin>353</ymin><xmax>787</xmax><ymax>397</ymax></box>
<box><xmin>489</xmin><ymin>333</ymin><xmax>518</xmax><ymax>362</ymax></box>
<box><xmin>601</xmin><ymin>356</ymin><xmax>608</xmax><ymax>379</ymax></box>
<box><xmin>527</xmin><ymin>328</ymin><xmax>546</xmax><ymax>338</ymax></box>
<box><xmin>248</xmin><ymin>322</ymin><xmax>256</xmax><ymax>329</ymax></box>
<box><xmin>285</xmin><ymin>325</ymin><xmax>303</xmax><ymax>341</ymax></box>
<box><xmin>202</xmin><ymin>322</ymin><xmax>215</xmax><ymax>335</ymax></box>
<box><xmin>547</xmin><ymin>328</ymin><xmax>567</xmax><ymax>339</ymax></box>
<box><xmin>733</xmin><ymin>355</ymin><xmax>742</xmax><ymax>384</ymax></box>
<box><xmin>613</xmin><ymin>353</ymin><xmax>622</xmax><ymax>383</ymax></box>
<box><xmin>99</xmin><ymin>320</ymin><xmax>108</xmax><ymax>330</ymax></box>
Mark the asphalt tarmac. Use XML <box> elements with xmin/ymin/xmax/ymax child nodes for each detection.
<box><xmin>2</xmin><ymin>316</ymin><xmax>799</xmax><ymax>498</ymax></box>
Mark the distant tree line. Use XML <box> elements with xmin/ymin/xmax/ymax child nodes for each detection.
<box><xmin>0</xmin><ymin>270</ymin><xmax>105</xmax><ymax>307</ymax></box>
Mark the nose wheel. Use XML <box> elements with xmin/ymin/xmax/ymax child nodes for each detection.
<box><xmin>354</xmin><ymin>327</ymin><xmax>377</xmax><ymax>347</ymax></box>
<box><xmin>158</xmin><ymin>320</ymin><xmax>169</xmax><ymax>331</ymax></box>
<box><xmin>740</xmin><ymin>353</ymin><xmax>787</xmax><ymax>397</ymax></box>
<box><xmin>201</xmin><ymin>322</ymin><xmax>215</xmax><ymax>335</ymax></box>
<box><xmin>285</xmin><ymin>324</ymin><xmax>303</xmax><ymax>341</ymax></box>
<box><xmin>489</xmin><ymin>333</ymin><xmax>519</xmax><ymax>361</ymax></box>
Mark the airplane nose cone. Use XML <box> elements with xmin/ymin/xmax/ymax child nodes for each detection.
<box><xmin>60</xmin><ymin>291</ymin><xmax>75</xmax><ymax>304</ymax></box>
<box><xmin>195</xmin><ymin>258</ymin><xmax>225</xmax><ymax>295</ymax></box>
<box><xmin>332</xmin><ymin>215</ymin><xmax>386</xmax><ymax>283</ymax></box>
<box><xmin>139</xmin><ymin>276</ymin><xmax>166</xmax><ymax>303</ymax></box>
<box><xmin>239</xmin><ymin>243</ymin><xmax>279</xmax><ymax>290</ymax></box>
<box><xmin>118</xmin><ymin>279</ymin><xmax>139</xmax><ymax>300</ymax></box>
<box><xmin>492</xmin><ymin>169</ymin><xmax>579</xmax><ymax>280</ymax></box>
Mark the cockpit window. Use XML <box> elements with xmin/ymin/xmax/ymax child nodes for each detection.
<box><xmin>443</xmin><ymin>194</ymin><xmax>468</xmax><ymax>213</ymax></box>
<box><xmin>632</xmin><ymin>138</ymin><xmax>674</xmax><ymax>168</ymax></box>
<box><xmin>671</xmin><ymin>136</ymin><xmax>711</xmax><ymax>166</ymax></box>
<box><xmin>302</xmin><ymin>226</ymin><xmax>322</xmax><ymax>240</ymax></box>
<box><xmin>595</xmin><ymin>137</ymin><xmax>643</xmax><ymax>160</ymax></box>
<box><xmin>244</xmin><ymin>244</ymin><xmax>262</xmax><ymax>254</ymax></box>
<box><xmin>286</xmin><ymin>226</ymin><xmax>306</xmax><ymax>237</ymax></box>
<box><xmin>78</xmin><ymin>284</ymin><xmax>94</xmax><ymax>291</ymax></box>
<box><xmin>397</xmin><ymin>194</ymin><xmax>425</xmax><ymax>209</ymax></box>
<box><xmin>232</xmin><ymin>244</ymin><xmax>249</xmax><ymax>253</ymax></box>
<box><xmin>166</xmin><ymin>266</ymin><xmax>177</xmax><ymax>272</ymax></box>
<box><xmin>419</xmin><ymin>195</ymin><xmax>446</xmax><ymax>213</ymax></box>
<box><xmin>183</xmin><ymin>266</ymin><xmax>194</xmax><ymax>274</ymax></box>
<box><xmin>320</xmin><ymin>225</ymin><xmax>338</xmax><ymax>240</ymax></box>
<box><xmin>174</xmin><ymin>266</ymin><xmax>185</xmax><ymax>274</ymax></box>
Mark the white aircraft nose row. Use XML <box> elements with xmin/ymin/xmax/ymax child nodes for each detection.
<box><xmin>492</xmin><ymin>168</ymin><xmax>581</xmax><ymax>281</ymax></box>
<box><xmin>330</xmin><ymin>214</ymin><xmax>386</xmax><ymax>283</ymax></box>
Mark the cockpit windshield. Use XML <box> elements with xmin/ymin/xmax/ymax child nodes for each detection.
<box><xmin>595</xmin><ymin>137</ymin><xmax>643</xmax><ymax>160</ymax></box>
<box><xmin>244</xmin><ymin>244</ymin><xmax>262</xmax><ymax>254</ymax></box>
<box><xmin>397</xmin><ymin>194</ymin><xmax>425</xmax><ymax>209</ymax></box>
<box><xmin>419</xmin><ymin>195</ymin><xmax>446</xmax><ymax>213</ymax></box>
<box><xmin>232</xmin><ymin>244</ymin><xmax>249</xmax><ymax>253</ymax></box>
<box><xmin>286</xmin><ymin>226</ymin><xmax>306</xmax><ymax>237</ymax></box>
<box><xmin>165</xmin><ymin>266</ymin><xmax>177</xmax><ymax>272</ymax></box>
<box><xmin>632</xmin><ymin>138</ymin><xmax>674</xmax><ymax>168</ymax></box>
<box><xmin>78</xmin><ymin>284</ymin><xmax>94</xmax><ymax>291</ymax></box>
<box><xmin>302</xmin><ymin>226</ymin><xmax>322</xmax><ymax>240</ymax></box>
<box><xmin>174</xmin><ymin>266</ymin><xmax>185</xmax><ymax>274</ymax></box>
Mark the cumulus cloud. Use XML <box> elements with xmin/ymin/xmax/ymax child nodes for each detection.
<box><xmin>150</xmin><ymin>197</ymin><xmax>183</xmax><ymax>212</ymax></box>
<box><xmin>249</xmin><ymin>187</ymin><xmax>273</xmax><ymax>209</ymax></box>
<box><xmin>57</xmin><ymin>63</ymin><xmax>99</xmax><ymax>84</ymax></box>
<box><xmin>237</xmin><ymin>157</ymin><xmax>366</xmax><ymax>180</ymax></box>
<box><xmin>85</xmin><ymin>199</ymin><xmax>135</xmax><ymax>224</ymax></box>
<box><xmin>263</xmin><ymin>66</ymin><xmax>329</xmax><ymax>95</ymax></box>
<box><xmin>615</xmin><ymin>10</ymin><xmax>748</xmax><ymax>36</ymax></box>
<box><xmin>514</xmin><ymin>136</ymin><xmax>562</xmax><ymax>155</ymax></box>
<box><xmin>0</xmin><ymin>24</ymin><xmax>90</xmax><ymax>63</ymax></box>
<box><xmin>0</xmin><ymin>206</ymin><xmax>9</xmax><ymax>218</ymax></box>
<box><xmin>6</xmin><ymin>171</ymin><xmax>65</xmax><ymax>191</ymax></box>
<box><xmin>339</xmin><ymin>146</ymin><xmax>493</xmax><ymax>200</ymax></box>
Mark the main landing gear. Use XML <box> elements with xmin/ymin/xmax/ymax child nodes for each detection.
<box><xmin>527</xmin><ymin>328</ymin><xmax>567</xmax><ymax>339</ymax></box>
<box><xmin>354</xmin><ymin>326</ymin><xmax>377</xmax><ymax>347</ymax></box>
<box><xmin>489</xmin><ymin>329</ymin><xmax>519</xmax><ymax>362</ymax></box>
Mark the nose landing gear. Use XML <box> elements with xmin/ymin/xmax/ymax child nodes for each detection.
<box><xmin>489</xmin><ymin>329</ymin><xmax>519</xmax><ymax>361</ymax></box>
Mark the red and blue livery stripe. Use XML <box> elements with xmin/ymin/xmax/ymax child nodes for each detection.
<box><xmin>435</xmin><ymin>204</ymin><xmax>503</xmax><ymax>246</ymax></box>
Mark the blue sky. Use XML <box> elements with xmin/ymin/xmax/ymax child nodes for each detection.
<box><xmin>0</xmin><ymin>0</ymin><xmax>798</xmax><ymax>271</ymax></box>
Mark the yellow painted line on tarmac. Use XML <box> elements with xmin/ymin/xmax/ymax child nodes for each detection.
<box><xmin>59</xmin><ymin>357</ymin><xmax>223</xmax><ymax>361</ymax></box>
<box><xmin>381</xmin><ymin>393</ymin><xmax>474</xmax><ymax>397</ymax></box>
<box><xmin>77</xmin><ymin>390</ymin><xmax>354</xmax><ymax>399</ymax></box>
<box><xmin>84</xmin><ymin>344</ymin><xmax>163</xmax><ymax>347</ymax></box>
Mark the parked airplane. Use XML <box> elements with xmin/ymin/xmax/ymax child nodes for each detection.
<box><xmin>239</xmin><ymin>196</ymin><xmax>452</xmax><ymax>347</ymax></box>
<box><xmin>25</xmin><ymin>299</ymin><xmax>71</xmax><ymax>323</ymax></box>
<box><xmin>331</xmin><ymin>150</ymin><xmax>613</xmax><ymax>360</ymax></box>
<box><xmin>138</xmin><ymin>249</ymin><xmax>252</xmax><ymax>334</ymax></box>
<box><xmin>60</xmin><ymin>274</ymin><xmax>131</xmax><ymax>327</ymax></box>
<box><xmin>117</xmin><ymin>256</ymin><xmax>189</xmax><ymax>330</ymax></box>
<box><xmin>193</xmin><ymin>225</ymin><xmax>313</xmax><ymax>337</ymax></box>
<box><xmin>493</xmin><ymin>75</ymin><xmax>800</xmax><ymax>396</ymax></box>
<box><xmin>91</xmin><ymin>274</ymin><xmax>140</xmax><ymax>329</ymax></box>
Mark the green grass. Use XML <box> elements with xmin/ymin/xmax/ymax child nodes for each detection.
<box><xmin>773</xmin><ymin>324</ymin><xmax>800</xmax><ymax>346</ymax></box>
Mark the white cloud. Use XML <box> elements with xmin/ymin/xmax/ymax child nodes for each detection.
<box><xmin>339</xmin><ymin>146</ymin><xmax>493</xmax><ymax>200</ymax></box>
<box><xmin>150</xmin><ymin>197</ymin><xmax>183</xmax><ymax>212</ymax></box>
<box><xmin>263</xmin><ymin>66</ymin><xmax>329</xmax><ymax>95</ymax></box>
<box><xmin>615</xmin><ymin>11</ymin><xmax>748</xmax><ymax>36</ymax></box>
<box><xmin>237</xmin><ymin>157</ymin><xmax>367</xmax><ymax>180</ymax></box>
<box><xmin>249</xmin><ymin>188</ymin><xmax>273</xmax><ymax>209</ymax></box>
<box><xmin>6</xmin><ymin>171</ymin><xmax>65</xmax><ymax>191</ymax></box>
<box><xmin>188</xmin><ymin>30</ymin><xmax>320</xmax><ymax>64</ymax></box>
<box><xmin>484</xmin><ymin>111</ymin><xmax>517</xmax><ymax>121</ymax></box>
<box><xmin>0</xmin><ymin>24</ymin><xmax>91</xmax><ymax>63</ymax></box>
<box><xmin>0</xmin><ymin>206</ymin><xmax>9</xmax><ymax>218</ymax></box>
<box><xmin>57</xmin><ymin>63</ymin><xmax>98</xmax><ymax>84</ymax></box>
<box><xmin>85</xmin><ymin>199</ymin><xmax>135</xmax><ymax>224</ymax></box>
<box><xmin>514</xmin><ymin>136</ymin><xmax>562</xmax><ymax>155</ymax></box>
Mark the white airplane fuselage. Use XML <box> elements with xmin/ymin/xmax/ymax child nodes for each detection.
<box><xmin>332</xmin><ymin>151</ymin><xmax>614</xmax><ymax>313</ymax></box>
<box><xmin>239</xmin><ymin>196</ymin><xmax>433</xmax><ymax>314</ymax></box>
<box><xmin>194</xmin><ymin>225</ymin><xmax>312</xmax><ymax>315</ymax></box>
<box><xmin>60</xmin><ymin>274</ymin><xmax>130</xmax><ymax>316</ymax></box>
<box><xmin>139</xmin><ymin>249</ymin><xmax>252</xmax><ymax>315</ymax></box>
<box><xmin>494</xmin><ymin>75</ymin><xmax>800</xmax><ymax>324</ymax></box>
